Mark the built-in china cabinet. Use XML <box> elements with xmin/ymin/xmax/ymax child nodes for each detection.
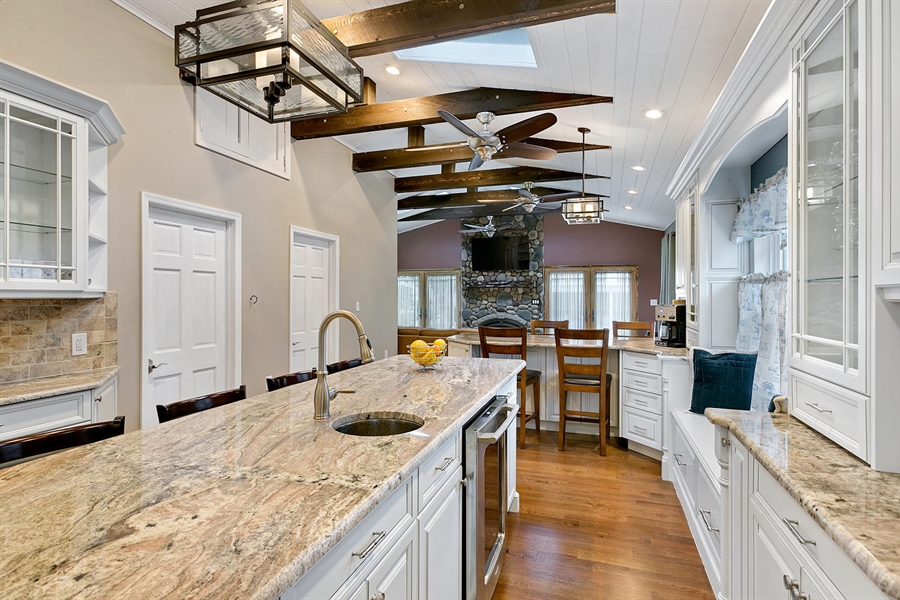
<box><xmin>0</xmin><ymin>60</ymin><xmax>124</xmax><ymax>297</ymax></box>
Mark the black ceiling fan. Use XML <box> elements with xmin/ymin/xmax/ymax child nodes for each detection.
<box><xmin>408</xmin><ymin>110</ymin><xmax>558</xmax><ymax>171</ymax></box>
<box><xmin>477</xmin><ymin>181</ymin><xmax>582</xmax><ymax>213</ymax></box>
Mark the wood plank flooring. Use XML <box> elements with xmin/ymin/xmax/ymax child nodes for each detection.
<box><xmin>494</xmin><ymin>434</ymin><xmax>715</xmax><ymax>600</ymax></box>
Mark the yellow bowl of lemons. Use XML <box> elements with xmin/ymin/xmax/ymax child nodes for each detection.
<box><xmin>408</xmin><ymin>339</ymin><xmax>446</xmax><ymax>370</ymax></box>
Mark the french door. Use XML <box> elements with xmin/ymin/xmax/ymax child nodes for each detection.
<box><xmin>545</xmin><ymin>266</ymin><xmax>638</xmax><ymax>331</ymax></box>
<box><xmin>398</xmin><ymin>270</ymin><xmax>460</xmax><ymax>329</ymax></box>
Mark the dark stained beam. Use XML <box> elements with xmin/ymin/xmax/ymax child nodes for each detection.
<box><xmin>322</xmin><ymin>0</ymin><xmax>616</xmax><ymax>58</ymax></box>
<box><xmin>394</xmin><ymin>167</ymin><xmax>608</xmax><ymax>193</ymax></box>
<box><xmin>400</xmin><ymin>204</ymin><xmax>562</xmax><ymax>220</ymax></box>
<box><xmin>398</xmin><ymin>187</ymin><xmax>608</xmax><ymax>210</ymax></box>
<box><xmin>291</xmin><ymin>88</ymin><xmax>612</xmax><ymax>140</ymax></box>
<box><xmin>352</xmin><ymin>138</ymin><xmax>610</xmax><ymax>173</ymax></box>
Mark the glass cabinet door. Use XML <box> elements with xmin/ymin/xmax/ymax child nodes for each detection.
<box><xmin>0</xmin><ymin>91</ymin><xmax>79</xmax><ymax>287</ymax></box>
<box><xmin>793</xmin><ymin>0</ymin><xmax>864</xmax><ymax>390</ymax></box>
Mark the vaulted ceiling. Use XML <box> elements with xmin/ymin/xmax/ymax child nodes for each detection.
<box><xmin>114</xmin><ymin>0</ymin><xmax>769</xmax><ymax>231</ymax></box>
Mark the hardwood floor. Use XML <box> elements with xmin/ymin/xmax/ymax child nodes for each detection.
<box><xmin>494</xmin><ymin>434</ymin><xmax>715</xmax><ymax>600</ymax></box>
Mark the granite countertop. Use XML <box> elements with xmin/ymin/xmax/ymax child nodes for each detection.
<box><xmin>448</xmin><ymin>332</ymin><xmax>690</xmax><ymax>358</ymax></box>
<box><xmin>0</xmin><ymin>355</ymin><xmax>522</xmax><ymax>600</ymax></box>
<box><xmin>0</xmin><ymin>367</ymin><xmax>120</xmax><ymax>407</ymax></box>
<box><xmin>706</xmin><ymin>409</ymin><xmax>900</xmax><ymax>598</ymax></box>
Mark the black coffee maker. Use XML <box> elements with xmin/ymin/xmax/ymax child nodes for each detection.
<box><xmin>654</xmin><ymin>304</ymin><xmax>686</xmax><ymax>348</ymax></box>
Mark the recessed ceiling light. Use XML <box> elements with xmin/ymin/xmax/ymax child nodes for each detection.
<box><xmin>627</xmin><ymin>189</ymin><xmax>638</xmax><ymax>195</ymax></box>
<box><xmin>643</xmin><ymin>109</ymin><xmax>664</xmax><ymax>119</ymax></box>
<box><xmin>631</xmin><ymin>165</ymin><xmax>645</xmax><ymax>172</ymax></box>
<box><xmin>624</xmin><ymin>205</ymin><xmax>634</xmax><ymax>210</ymax></box>
<box><xmin>385</xmin><ymin>66</ymin><xmax>401</xmax><ymax>75</ymax></box>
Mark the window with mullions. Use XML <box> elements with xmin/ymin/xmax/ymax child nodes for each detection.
<box><xmin>397</xmin><ymin>270</ymin><xmax>460</xmax><ymax>329</ymax></box>
<box><xmin>546</xmin><ymin>266</ymin><xmax>638</xmax><ymax>331</ymax></box>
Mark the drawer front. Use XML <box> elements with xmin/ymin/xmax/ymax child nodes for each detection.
<box><xmin>622</xmin><ymin>352</ymin><xmax>662</xmax><ymax>375</ymax></box>
<box><xmin>672</xmin><ymin>418</ymin><xmax>697</xmax><ymax>506</ymax></box>
<box><xmin>790</xmin><ymin>370</ymin><xmax>868</xmax><ymax>460</ymax></box>
<box><xmin>418</xmin><ymin>433</ymin><xmax>461</xmax><ymax>509</ymax></box>
<box><xmin>696</xmin><ymin>466</ymin><xmax>722</xmax><ymax>554</ymax></box>
<box><xmin>754</xmin><ymin>463</ymin><xmax>884</xmax><ymax>599</ymax></box>
<box><xmin>686</xmin><ymin>327</ymin><xmax>700</xmax><ymax>348</ymax></box>
<box><xmin>0</xmin><ymin>392</ymin><xmax>92</xmax><ymax>441</ymax></box>
<box><xmin>622</xmin><ymin>386</ymin><xmax>661</xmax><ymax>415</ymax></box>
<box><xmin>622</xmin><ymin>406</ymin><xmax>661</xmax><ymax>450</ymax></box>
<box><xmin>285</xmin><ymin>477</ymin><xmax>415</xmax><ymax>600</ymax></box>
<box><xmin>622</xmin><ymin>369</ymin><xmax>663</xmax><ymax>396</ymax></box>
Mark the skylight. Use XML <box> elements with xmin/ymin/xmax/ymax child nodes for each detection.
<box><xmin>393</xmin><ymin>30</ymin><xmax>537</xmax><ymax>68</ymax></box>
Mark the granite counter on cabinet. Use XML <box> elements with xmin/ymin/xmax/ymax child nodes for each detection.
<box><xmin>706</xmin><ymin>408</ymin><xmax>900</xmax><ymax>598</ymax></box>
<box><xmin>448</xmin><ymin>332</ymin><xmax>690</xmax><ymax>358</ymax></box>
<box><xmin>0</xmin><ymin>367</ymin><xmax>119</xmax><ymax>407</ymax></box>
<box><xmin>0</xmin><ymin>355</ymin><xmax>523</xmax><ymax>600</ymax></box>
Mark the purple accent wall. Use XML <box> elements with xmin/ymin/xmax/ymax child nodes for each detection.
<box><xmin>398</xmin><ymin>214</ymin><xmax>664</xmax><ymax>323</ymax></box>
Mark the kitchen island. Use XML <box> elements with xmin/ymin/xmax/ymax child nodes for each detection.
<box><xmin>0</xmin><ymin>355</ymin><xmax>522</xmax><ymax>599</ymax></box>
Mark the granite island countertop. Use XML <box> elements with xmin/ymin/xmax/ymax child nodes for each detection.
<box><xmin>706</xmin><ymin>408</ymin><xmax>900</xmax><ymax>598</ymax></box>
<box><xmin>448</xmin><ymin>332</ymin><xmax>690</xmax><ymax>358</ymax></box>
<box><xmin>0</xmin><ymin>355</ymin><xmax>523</xmax><ymax>600</ymax></box>
<box><xmin>0</xmin><ymin>367</ymin><xmax>120</xmax><ymax>407</ymax></box>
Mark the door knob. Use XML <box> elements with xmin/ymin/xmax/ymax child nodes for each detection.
<box><xmin>148</xmin><ymin>359</ymin><xmax>167</xmax><ymax>374</ymax></box>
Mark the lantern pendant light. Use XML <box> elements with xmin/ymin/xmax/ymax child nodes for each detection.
<box><xmin>561</xmin><ymin>127</ymin><xmax>609</xmax><ymax>224</ymax></box>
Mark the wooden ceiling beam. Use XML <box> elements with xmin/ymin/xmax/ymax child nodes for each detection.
<box><xmin>322</xmin><ymin>0</ymin><xmax>617</xmax><ymax>58</ymax></box>
<box><xmin>394</xmin><ymin>167</ymin><xmax>607</xmax><ymax>193</ymax></box>
<box><xmin>400</xmin><ymin>204</ymin><xmax>562</xmax><ymax>220</ymax></box>
<box><xmin>291</xmin><ymin>88</ymin><xmax>612</xmax><ymax>140</ymax></box>
<box><xmin>352</xmin><ymin>138</ymin><xmax>610</xmax><ymax>173</ymax></box>
<box><xmin>398</xmin><ymin>187</ymin><xmax>608</xmax><ymax>210</ymax></box>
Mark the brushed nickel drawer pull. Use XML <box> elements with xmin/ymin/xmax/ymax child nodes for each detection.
<box><xmin>633</xmin><ymin>425</ymin><xmax>647</xmax><ymax>433</ymax></box>
<box><xmin>435</xmin><ymin>457</ymin><xmax>454</xmax><ymax>472</ymax></box>
<box><xmin>782</xmin><ymin>518</ymin><xmax>816</xmax><ymax>546</ymax></box>
<box><xmin>352</xmin><ymin>531</ymin><xmax>386</xmax><ymax>560</ymax></box>
<box><xmin>805</xmin><ymin>402</ymin><xmax>833</xmax><ymax>414</ymax></box>
<box><xmin>698</xmin><ymin>509</ymin><xmax>719</xmax><ymax>532</ymax></box>
<box><xmin>95</xmin><ymin>395</ymin><xmax>103</xmax><ymax>403</ymax></box>
<box><xmin>634</xmin><ymin>398</ymin><xmax>647</xmax><ymax>405</ymax></box>
<box><xmin>674</xmin><ymin>453</ymin><xmax>685</xmax><ymax>467</ymax></box>
<box><xmin>371</xmin><ymin>592</ymin><xmax>385</xmax><ymax>600</ymax></box>
<box><xmin>783</xmin><ymin>575</ymin><xmax>798</xmax><ymax>591</ymax></box>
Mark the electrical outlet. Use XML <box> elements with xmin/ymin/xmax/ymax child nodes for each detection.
<box><xmin>72</xmin><ymin>333</ymin><xmax>87</xmax><ymax>356</ymax></box>
<box><xmin>384</xmin><ymin>349</ymin><xmax>389</xmax><ymax>360</ymax></box>
<box><xmin>355</xmin><ymin>301</ymin><xmax>360</xmax><ymax>312</ymax></box>
<box><xmin>650</xmin><ymin>299</ymin><xmax>659</xmax><ymax>306</ymax></box>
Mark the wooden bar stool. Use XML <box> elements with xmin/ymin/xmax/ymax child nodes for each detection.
<box><xmin>612</xmin><ymin>320</ymin><xmax>654</xmax><ymax>338</ymax></box>
<box><xmin>554</xmin><ymin>328</ymin><xmax>612</xmax><ymax>455</ymax></box>
<box><xmin>266</xmin><ymin>369</ymin><xmax>317</xmax><ymax>392</ymax></box>
<box><xmin>478</xmin><ymin>326</ymin><xmax>541</xmax><ymax>449</ymax></box>
<box><xmin>156</xmin><ymin>385</ymin><xmax>247</xmax><ymax>424</ymax></box>
<box><xmin>0</xmin><ymin>417</ymin><xmax>125</xmax><ymax>467</ymax></box>
<box><xmin>530</xmin><ymin>319</ymin><xmax>569</xmax><ymax>335</ymax></box>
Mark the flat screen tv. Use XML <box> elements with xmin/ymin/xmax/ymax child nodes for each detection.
<box><xmin>471</xmin><ymin>235</ymin><xmax>530</xmax><ymax>271</ymax></box>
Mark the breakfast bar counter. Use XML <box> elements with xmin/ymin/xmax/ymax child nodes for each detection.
<box><xmin>0</xmin><ymin>356</ymin><xmax>522</xmax><ymax>599</ymax></box>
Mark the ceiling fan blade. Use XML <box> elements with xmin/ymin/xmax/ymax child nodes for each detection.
<box><xmin>495</xmin><ymin>223</ymin><xmax>515</xmax><ymax>229</ymax></box>
<box><xmin>540</xmin><ymin>191</ymin><xmax>583</xmax><ymax>201</ymax></box>
<box><xmin>501</xmin><ymin>141</ymin><xmax>558</xmax><ymax>161</ymax></box>
<box><xmin>502</xmin><ymin>203</ymin><xmax>524</xmax><ymax>212</ymax></box>
<box><xmin>468</xmin><ymin>154</ymin><xmax>484</xmax><ymax>171</ymax></box>
<box><xmin>406</xmin><ymin>142</ymin><xmax>468</xmax><ymax>152</ymax></box>
<box><xmin>478</xmin><ymin>198</ymin><xmax>518</xmax><ymax>204</ymax></box>
<box><xmin>437</xmin><ymin>110</ymin><xmax>480</xmax><ymax>138</ymax></box>
<box><xmin>541</xmin><ymin>202</ymin><xmax>563</xmax><ymax>210</ymax></box>
<box><xmin>518</xmin><ymin>188</ymin><xmax>537</xmax><ymax>201</ymax></box>
<box><xmin>496</xmin><ymin>113</ymin><xmax>557</xmax><ymax>144</ymax></box>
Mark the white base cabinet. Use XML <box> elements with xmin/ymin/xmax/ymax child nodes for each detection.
<box><xmin>418</xmin><ymin>466</ymin><xmax>463</xmax><ymax>600</ymax></box>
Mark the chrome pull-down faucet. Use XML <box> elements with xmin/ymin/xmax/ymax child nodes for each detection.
<box><xmin>314</xmin><ymin>310</ymin><xmax>375</xmax><ymax>420</ymax></box>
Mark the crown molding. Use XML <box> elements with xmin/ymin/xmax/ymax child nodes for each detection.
<box><xmin>111</xmin><ymin>0</ymin><xmax>177</xmax><ymax>39</ymax></box>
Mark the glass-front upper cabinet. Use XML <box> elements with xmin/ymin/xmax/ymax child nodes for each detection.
<box><xmin>791</xmin><ymin>0</ymin><xmax>865</xmax><ymax>393</ymax></box>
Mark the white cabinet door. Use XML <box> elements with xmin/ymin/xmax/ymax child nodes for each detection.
<box><xmin>367</xmin><ymin>524</ymin><xmax>417</xmax><ymax>600</ymax></box>
<box><xmin>418</xmin><ymin>467</ymin><xmax>463</xmax><ymax>600</ymax></box>
<box><xmin>92</xmin><ymin>376</ymin><xmax>117</xmax><ymax>423</ymax></box>
<box><xmin>749</xmin><ymin>500</ymin><xmax>800</xmax><ymax>600</ymax></box>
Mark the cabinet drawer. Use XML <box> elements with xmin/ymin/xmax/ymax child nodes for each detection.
<box><xmin>418</xmin><ymin>433</ymin><xmax>461</xmax><ymax>509</ymax></box>
<box><xmin>696</xmin><ymin>466</ymin><xmax>722</xmax><ymax>554</ymax></box>
<box><xmin>622</xmin><ymin>406</ymin><xmax>661</xmax><ymax>450</ymax></box>
<box><xmin>622</xmin><ymin>352</ymin><xmax>661</xmax><ymax>375</ymax></box>
<box><xmin>672</xmin><ymin>418</ymin><xmax>697</xmax><ymax>506</ymax></box>
<box><xmin>686</xmin><ymin>327</ymin><xmax>699</xmax><ymax>348</ymax></box>
<box><xmin>790</xmin><ymin>370</ymin><xmax>868</xmax><ymax>460</ymax></box>
<box><xmin>754</xmin><ymin>463</ymin><xmax>884</xmax><ymax>599</ymax></box>
<box><xmin>622</xmin><ymin>369</ymin><xmax>662</xmax><ymax>395</ymax></box>
<box><xmin>0</xmin><ymin>392</ymin><xmax>92</xmax><ymax>441</ymax></box>
<box><xmin>284</xmin><ymin>477</ymin><xmax>415</xmax><ymax>600</ymax></box>
<box><xmin>622</xmin><ymin>387</ymin><xmax>661</xmax><ymax>415</ymax></box>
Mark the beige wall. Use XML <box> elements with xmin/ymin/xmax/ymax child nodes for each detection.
<box><xmin>0</xmin><ymin>1</ymin><xmax>398</xmax><ymax>429</ymax></box>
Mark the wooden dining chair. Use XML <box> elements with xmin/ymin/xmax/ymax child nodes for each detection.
<box><xmin>326</xmin><ymin>358</ymin><xmax>364</xmax><ymax>374</ymax></box>
<box><xmin>530</xmin><ymin>320</ymin><xmax>569</xmax><ymax>335</ymax></box>
<box><xmin>265</xmin><ymin>369</ymin><xmax>316</xmax><ymax>392</ymax></box>
<box><xmin>554</xmin><ymin>328</ymin><xmax>612</xmax><ymax>455</ymax></box>
<box><xmin>0</xmin><ymin>417</ymin><xmax>125</xmax><ymax>467</ymax></box>
<box><xmin>478</xmin><ymin>326</ymin><xmax>540</xmax><ymax>448</ymax></box>
<box><xmin>156</xmin><ymin>385</ymin><xmax>247</xmax><ymax>423</ymax></box>
<box><xmin>612</xmin><ymin>320</ymin><xmax>654</xmax><ymax>338</ymax></box>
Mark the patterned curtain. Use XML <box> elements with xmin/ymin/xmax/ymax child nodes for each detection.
<box><xmin>548</xmin><ymin>271</ymin><xmax>586</xmax><ymax>328</ymax></box>
<box><xmin>737</xmin><ymin>271</ymin><xmax>790</xmax><ymax>411</ymax></box>
<box><xmin>732</xmin><ymin>167</ymin><xmax>788</xmax><ymax>243</ymax></box>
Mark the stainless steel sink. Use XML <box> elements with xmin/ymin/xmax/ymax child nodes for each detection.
<box><xmin>332</xmin><ymin>413</ymin><xmax>425</xmax><ymax>436</ymax></box>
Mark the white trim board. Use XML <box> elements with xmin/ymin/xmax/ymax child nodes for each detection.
<box><xmin>140</xmin><ymin>192</ymin><xmax>242</xmax><ymax>428</ymax></box>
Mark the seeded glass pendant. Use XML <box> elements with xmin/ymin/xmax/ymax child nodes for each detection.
<box><xmin>176</xmin><ymin>0</ymin><xmax>364</xmax><ymax>123</ymax></box>
<box><xmin>562</xmin><ymin>127</ymin><xmax>609</xmax><ymax>224</ymax></box>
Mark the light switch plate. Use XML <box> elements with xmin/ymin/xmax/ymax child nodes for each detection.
<box><xmin>72</xmin><ymin>333</ymin><xmax>87</xmax><ymax>356</ymax></box>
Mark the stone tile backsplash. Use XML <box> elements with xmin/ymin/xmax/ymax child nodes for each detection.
<box><xmin>0</xmin><ymin>293</ymin><xmax>118</xmax><ymax>384</ymax></box>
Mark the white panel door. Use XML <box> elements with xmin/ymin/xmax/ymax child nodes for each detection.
<box><xmin>290</xmin><ymin>231</ymin><xmax>334</xmax><ymax>372</ymax></box>
<box><xmin>146</xmin><ymin>206</ymin><xmax>227</xmax><ymax>425</ymax></box>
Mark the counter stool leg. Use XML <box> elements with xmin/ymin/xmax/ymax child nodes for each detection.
<box><xmin>519</xmin><ymin>376</ymin><xmax>527</xmax><ymax>449</ymax></box>
<box><xmin>533</xmin><ymin>380</ymin><xmax>541</xmax><ymax>441</ymax></box>
<box><xmin>558</xmin><ymin>391</ymin><xmax>567</xmax><ymax>452</ymax></box>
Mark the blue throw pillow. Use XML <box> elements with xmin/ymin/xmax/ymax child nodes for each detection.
<box><xmin>690</xmin><ymin>349</ymin><xmax>757</xmax><ymax>414</ymax></box>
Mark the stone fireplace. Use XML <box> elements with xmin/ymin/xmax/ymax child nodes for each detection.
<box><xmin>460</xmin><ymin>214</ymin><xmax>544</xmax><ymax>329</ymax></box>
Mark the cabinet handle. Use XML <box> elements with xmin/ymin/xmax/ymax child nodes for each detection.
<box><xmin>292</xmin><ymin>341</ymin><xmax>301</xmax><ymax>346</ymax></box>
<box><xmin>95</xmin><ymin>395</ymin><xmax>103</xmax><ymax>403</ymax></box>
<box><xmin>674</xmin><ymin>453</ymin><xmax>685</xmax><ymax>467</ymax></box>
<box><xmin>783</xmin><ymin>575</ymin><xmax>798</xmax><ymax>591</ymax></box>
<box><xmin>371</xmin><ymin>593</ymin><xmax>385</xmax><ymax>600</ymax></box>
<box><xmin>633</xmin><ymin>425</ymin><xmax>647</xmax><ymax>433</ymax></box>
<box><xmin>698</xmin><ymin>509</ymin><xmax>719</xmax><ymax>532</ymax></box>
<box><xmin>805</xmin><ymin>401</ymin><xmax>833</xmax><ymax>414</ymax></box>
<box><xmin>634</xmin><ymin>361</ymin><xmax>648</xmax><ymax>367</ymax></box>
<box><xmin>634</xmin><ymin>398</ymin><xmax>647</xmax><ymax>405</ymax></box>
<box><xmin>782</xmin><ymin>518</ymin><xmax>816</xmax><ymax>546</ymax></box>
<box><xmin>352</xmin><ymin>531</ymin><xmax>386</xmax><ymax>560</ymax></box>
<box><xmin>721</xmin><ymin>438</ymin><xmax>731</xmax><ymax>447</ymax></box>
<box><xmin>435</xmin><ymin>457</ymin><xmax>454</xmax><ymax>472</ymax></box>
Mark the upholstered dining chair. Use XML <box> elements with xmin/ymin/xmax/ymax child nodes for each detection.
<box><xmin>156</xmin><ymin>385</ymin><xmax>247</xmax><ymax>423</ymax></box>
<box><xmin>554</xmin><ymin>327</ymin><xmax>612</xmax><ymax>455</ymax></box>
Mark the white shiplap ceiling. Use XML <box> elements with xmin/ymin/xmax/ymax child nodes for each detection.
<box><xmin>114</xmin><ymin>0</ymin><xmax>770</xmax><ymax>230</ymax></box>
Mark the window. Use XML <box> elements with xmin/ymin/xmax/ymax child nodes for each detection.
<box><xmin>398</xmin><ymin>270</ymin><xmax>460</xmax><ymax>328</ymax></box>
<box><xmin>546</xmin><ymin>266</ymin><xmax>638</xmax><ymax>331</ymax></box>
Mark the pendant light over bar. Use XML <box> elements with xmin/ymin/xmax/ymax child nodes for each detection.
<box><xmin>561</xmin><ymin>127</ymin><xmax>609</xmax><ymax>224</ymax></box>
<box><xmin>175</xmin><ymin>0</ymin><xmax>364</xmax><ymax>123</ymax></box>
